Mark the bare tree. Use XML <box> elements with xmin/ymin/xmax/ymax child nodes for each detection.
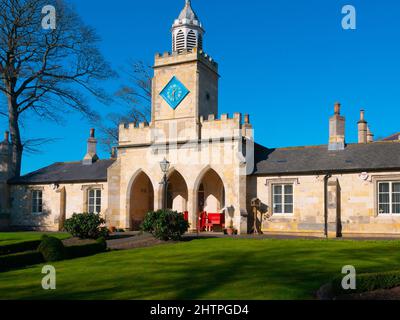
<box><xmin>0</xmin><ymin>0</ymin><xmax>114</xmax><ymax>176</ymax></box>
<box><xmin>97</xmin><ymin>60</ymin><xmax>151</xmax><ymax>154</ymax></box>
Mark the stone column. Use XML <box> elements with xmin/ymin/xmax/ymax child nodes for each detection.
<box><xmin>153</xmin><ymin>183</ymin><xmax>163</xmax><ymax>211</ymax></box>
<box><xmin>327</xmin><ymin>178</ymin><xmax>342</xmax><ymax>238</ymax></box>
<box><xmin>57</xmin><ymin>187</ymin><xmax>66</xmax><ymax>231</ymax></box>
<box><xmin>238</xmin><ymin>173</ymin><xmax>248</xmax><ymax>235</ymax></box>
<box><xmin>187</xmin><ymin>189</ymin><xmax>198</xmax><ymax>233</ymax></box>
<box><xmin>106</xmin><ymin>161</ymin><xmax>122</xmax><ymax>229</ymax></box>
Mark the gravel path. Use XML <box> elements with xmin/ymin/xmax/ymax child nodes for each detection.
<box><xmin>106</xmin><ymin>231</ymin><xmax>400</xmax><ymax>251</ymax></box>
<box><xmin>106</xmin><ymin>232</ymin><xmax>172</xmax><ymax>250</ymax></box>
<box><xmin>338</xmin><ymin>287</ymin><xmax>400</xmax><ymax>300</ymax></box>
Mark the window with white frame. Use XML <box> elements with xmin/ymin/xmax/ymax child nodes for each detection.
<box><xmin>88</xmin><ymin>189</ymin><xmax>101</xmax><ymax>214</ymax></box>
<box><xmin>272</xmin><ymin>184</ymin><xmax>293</xmax><ymax>214</ymax></box>
<box><xmin>32</xmin><ymin>190</ymin><xmax>43</xmax><ymax>214</ymax></box>
<box><xmin>378</xmin><ymin>182</ymin><xmax>400</xmax><ymax>215</ymax></box>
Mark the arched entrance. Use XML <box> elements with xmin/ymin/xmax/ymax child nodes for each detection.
<box><xmin>166</xmin><ymin>170</ymin><xmax>188</xmax><ymax>212</ymax></box>
<box><xmin>196</xmin><ymin>169</ymin><xmax>226</xmax><ymax>232</ymax></box>
<box><xmin>129</xmin><ymin>172</ymin><xmax>154</xmax><ymax>230</ymax></box>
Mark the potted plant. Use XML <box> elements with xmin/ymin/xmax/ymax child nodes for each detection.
<box><xmin>226</xmin><ymin>220</ymin><xmax>236</xmax><ymax>236</ymax></box>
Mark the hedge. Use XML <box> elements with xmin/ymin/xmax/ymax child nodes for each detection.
<box><xmin>0</xmin><ymin>238</ymin><xmax>107</xmax><ymax>272</ymax></box>
<box><xmin>0</xmin><ymin>240</ymin><xmax>42</xmax><ymax>256</ymax></box>
<box><xmin>0</xmin><ymin>251</ymin><xmax>44</xmax><ymax>272</ymax></box>
<box><xmin>65</xmin><ymin>238</ymin><xmax>107</xmax><ymax>259</ymax></box>
<box><xmin>38</xmin><ymin>236</ymin><xmax>65</xmax><ymax>262</ymax></box>
<box><xmin>331</xmin><ymin>270</ymin><xmax>400</xmax><ymax>297</ymax></box>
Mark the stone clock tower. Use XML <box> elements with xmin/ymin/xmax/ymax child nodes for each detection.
<box><xmin>151</xmin><ymin>0</ymin><xmax>219</xmax><ymax>141</ymax></box>
<box><xmin>112</xmin><ymin>0</ymin><xmax>250</xmax><ymax>235</ymax></box>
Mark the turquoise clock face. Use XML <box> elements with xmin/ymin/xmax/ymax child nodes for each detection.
<box><xmin>160</xmin><ymin>76</ymin><xmax>190</xmax><ymax>109</ymax></box>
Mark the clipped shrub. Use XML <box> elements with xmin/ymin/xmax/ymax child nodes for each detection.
<box><xmin>0</xmin><ymin>251</ymin><xmax>44</xmax><ymax>272</ymax></box>
<box><xmin>0</xmin><ymin>240</ymin><xmax>42</xmax><ymax>256</ymax></box>
<box><xmin>37</xmin><ymin>235</ymin><xmax>65</xmax><ymax>262</ymax></box>
<box><xmin>141</xmin><ymin>210</ymin><xmax>190</xmax><ymax>241</ymax></box>
<box><xmin>64</xmin><ymin>213</ymin><xmax>110</xmax><ymax>240</ymax></box>
<box><xmin>331</xmin><ymin>270</ymin><xmax>400</xmax><ymax>297</ymax></box>
<box><xmin>65</xmin><ymin>237</ymin><xmax>107</xmax><ymax>259</ymax></box>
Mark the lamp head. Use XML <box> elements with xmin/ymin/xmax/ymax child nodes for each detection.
<box><xmin>160</xmin><ymin>158</ymin><xmax>170</xmax><ymax>174</ymax></box>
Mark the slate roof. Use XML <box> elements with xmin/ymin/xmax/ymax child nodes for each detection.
<box><xmin>178</xmin><ymin>0</ymin><xmax>200</xmax><ymax>22</ymax></box>
<box><xmin>253</xmin><ymin>142</ymin><xmax>400</xmax><ymax>176</ymax></box>
<box><xmin>8</xmin><ymin>141</ymin><xmax>400</xmax><ymax>184</ymax></box>
<box><xmin>381</xmin><ymin>133</ymin><xmax>400</xmax><ymax>141</ymax></box>
<box><xmin>9</xmin><ymin>159</ymin><xmax>115</xmax><ymax>185</ymax></box>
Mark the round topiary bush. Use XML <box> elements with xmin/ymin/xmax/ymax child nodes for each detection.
<box><xmin>141</xmin><ymin>210</ymin><xmax>190</xmax><ymax>241</ymax></box>
<box><xmin>37</xmin><ymin>235</ymin><xmax>65</xmax><ymax>262</ymax></box>
<box><xmin>64</xmin><ymin>212</ymin><xmax>110</xmax><ymax>240</ymax></box>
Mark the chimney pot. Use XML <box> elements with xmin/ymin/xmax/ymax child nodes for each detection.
<box><xmin>111</xmin><ymin>147</ymin><xmax>118</xmax><ymax>159</ymax></box>
<box><xmin>4</xmin><ymin>131</ymin><xmax>9</xmax><ymax>142</ymax></box>
<box><xmin>334</xmin><ymin>102</ymin><xmax>341</xmax><ymax>115</ymax></box>
<box><xmin>90</xmin><ymin>128</ymin><xmax>95</xmax><ymax>138</ymax></box>
<box><xmin>359</xmin><ymin>109</ymin><xmax>366</xmax><ymax>123</ymax></box>
<box><xmin>367</xmin><ymin>126</ymin><xmax>374</xmax><ymax>143</ymax></box>
<box><xmin>244</xmin><ymin>114</ymin><xmax>250</xmax><ymax>124</ymax></box>
<box><xmin>358</xmin><ymin>109</ymin><xmax>368</xmax><ymax>143</ymax></box>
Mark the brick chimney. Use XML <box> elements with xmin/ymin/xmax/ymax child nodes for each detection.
<box><xmin>367</xmin><ymin>126</ymin><xmax>374</xmax><ymax>143</ymax></box>
<box><xmin>111</xmin><ymin>147</ymin><xmax>118</xmax><ymax>159</ymax></box>
<box><xmin>82</xmin><ymin>128</ymin><xmax>99</xmax><ymax>165</ymax></box>
<box><xmin>357</xmin><ymin>110</ymin><xmax>368</xmax><ymax>144</ymax></box>
<box><xmin>328</xmin><ymin>102</ymin><xmax>345</xmax><ymax>151</ymax></box>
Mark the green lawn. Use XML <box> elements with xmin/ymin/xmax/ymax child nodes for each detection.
<box><xmin>0</xmin><ymin>238</ymin><xmax>400</xmax><ymax>300</ymax></box>
<box><xmin>0</xmin><ymin>232</ymin><xmax>70</xmax><ymax>246</ymax></box>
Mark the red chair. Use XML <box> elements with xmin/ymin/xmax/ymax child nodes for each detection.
<box><xmin>199</xmin><ymin>212</ymin><xmax>207</xmax><ymax>232</ymax></box>
<box><xmin>183</xmin><ymin>211</ymin><xmax>189</xmax><ymax>222</ymax></box>
<box><xmin>207</xmin><ymin>213</ymin><xmax>225</xmax><ymax>231</ymax></box>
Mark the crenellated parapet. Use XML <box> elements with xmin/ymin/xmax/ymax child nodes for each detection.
<box><xmin>118</xmin><ymin>111</ymin><xmax>253</xmax><ymax>147</ymax></box>
<box><xmin>118</xmin><ymin>122</ymin><xmax>152</xmax><ymax>146</ymax></box>
<box><xmin>200</xmin><ymin>112</ymin><xmax>253</xmax><ymax>140</ymax></box>
<box><xmin>154</xmin><ymin>47</ymin><xmax>218</xmax><ymax>72</ymax></box>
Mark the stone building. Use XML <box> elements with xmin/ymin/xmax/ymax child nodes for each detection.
<box><xmin>1</xmin><ymin>0</ymin><xmax>400</xmax><ymax>236</ymax></box>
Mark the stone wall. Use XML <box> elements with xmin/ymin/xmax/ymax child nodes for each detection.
<box><xmin>10</xmin><ymin>182</ymin><xmax>108</xmax><ymax>231</ymax></box>
<box><xmin>249</xmin><ymin>171</ymin><xmax>400</xmax><ymax>236</ymax></box>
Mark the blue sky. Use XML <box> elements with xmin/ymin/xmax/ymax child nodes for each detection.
<box><xmin>2</xmin><ymin>0</ymin><xmax>400</xmax><ymax>174</ymax></box>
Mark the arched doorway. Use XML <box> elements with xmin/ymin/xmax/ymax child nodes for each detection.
<box><xmin>165</xmin><ymin>170</ymin><xmax>188</xmax><ymax>213</ymax></box>
<box><xmin>196</xmin><ymin>169</ymin><xmax>226</xmax><ymax>232</ymax></box>
<box><xmin>129</xmin><ymin>172</ymin><xmax>154</xmax><ymax>230</ymax></box>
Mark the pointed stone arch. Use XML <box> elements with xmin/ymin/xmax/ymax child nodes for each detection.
<box><xmin>159</xmin><ymin>168</ymin><xmax>189</xmax><ymax>212</ymax></box>
<box><xmin>193</xmin><ymin>166</ymin><xmax>227</xmax><ymax>231</ymax></box>
<box><xmin>193</xmin><ymin>166</ymin><xmax>228</xmax><ymax>196</ymax></box>
<box><xmin>127</xmin><ymin>170</ymin><xmax>155</xmax><ymax>230</ymax></box>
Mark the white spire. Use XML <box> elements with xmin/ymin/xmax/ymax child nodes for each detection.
<box><xmin>172</xmin><ymin>0</ymin><xmax>204</xmax><ymax>53</ymax></box>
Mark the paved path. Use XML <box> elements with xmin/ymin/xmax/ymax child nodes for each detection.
<box><xmin>106</xmin><ymin>231</ymin><xmax>400</xmax><ymax>251</ymax></box>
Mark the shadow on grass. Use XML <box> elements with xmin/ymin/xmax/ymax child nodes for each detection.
<box><xmin>2</xmin><ymin>239</ymin><xmax>400</xmax><ymax>300</ymax></box>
